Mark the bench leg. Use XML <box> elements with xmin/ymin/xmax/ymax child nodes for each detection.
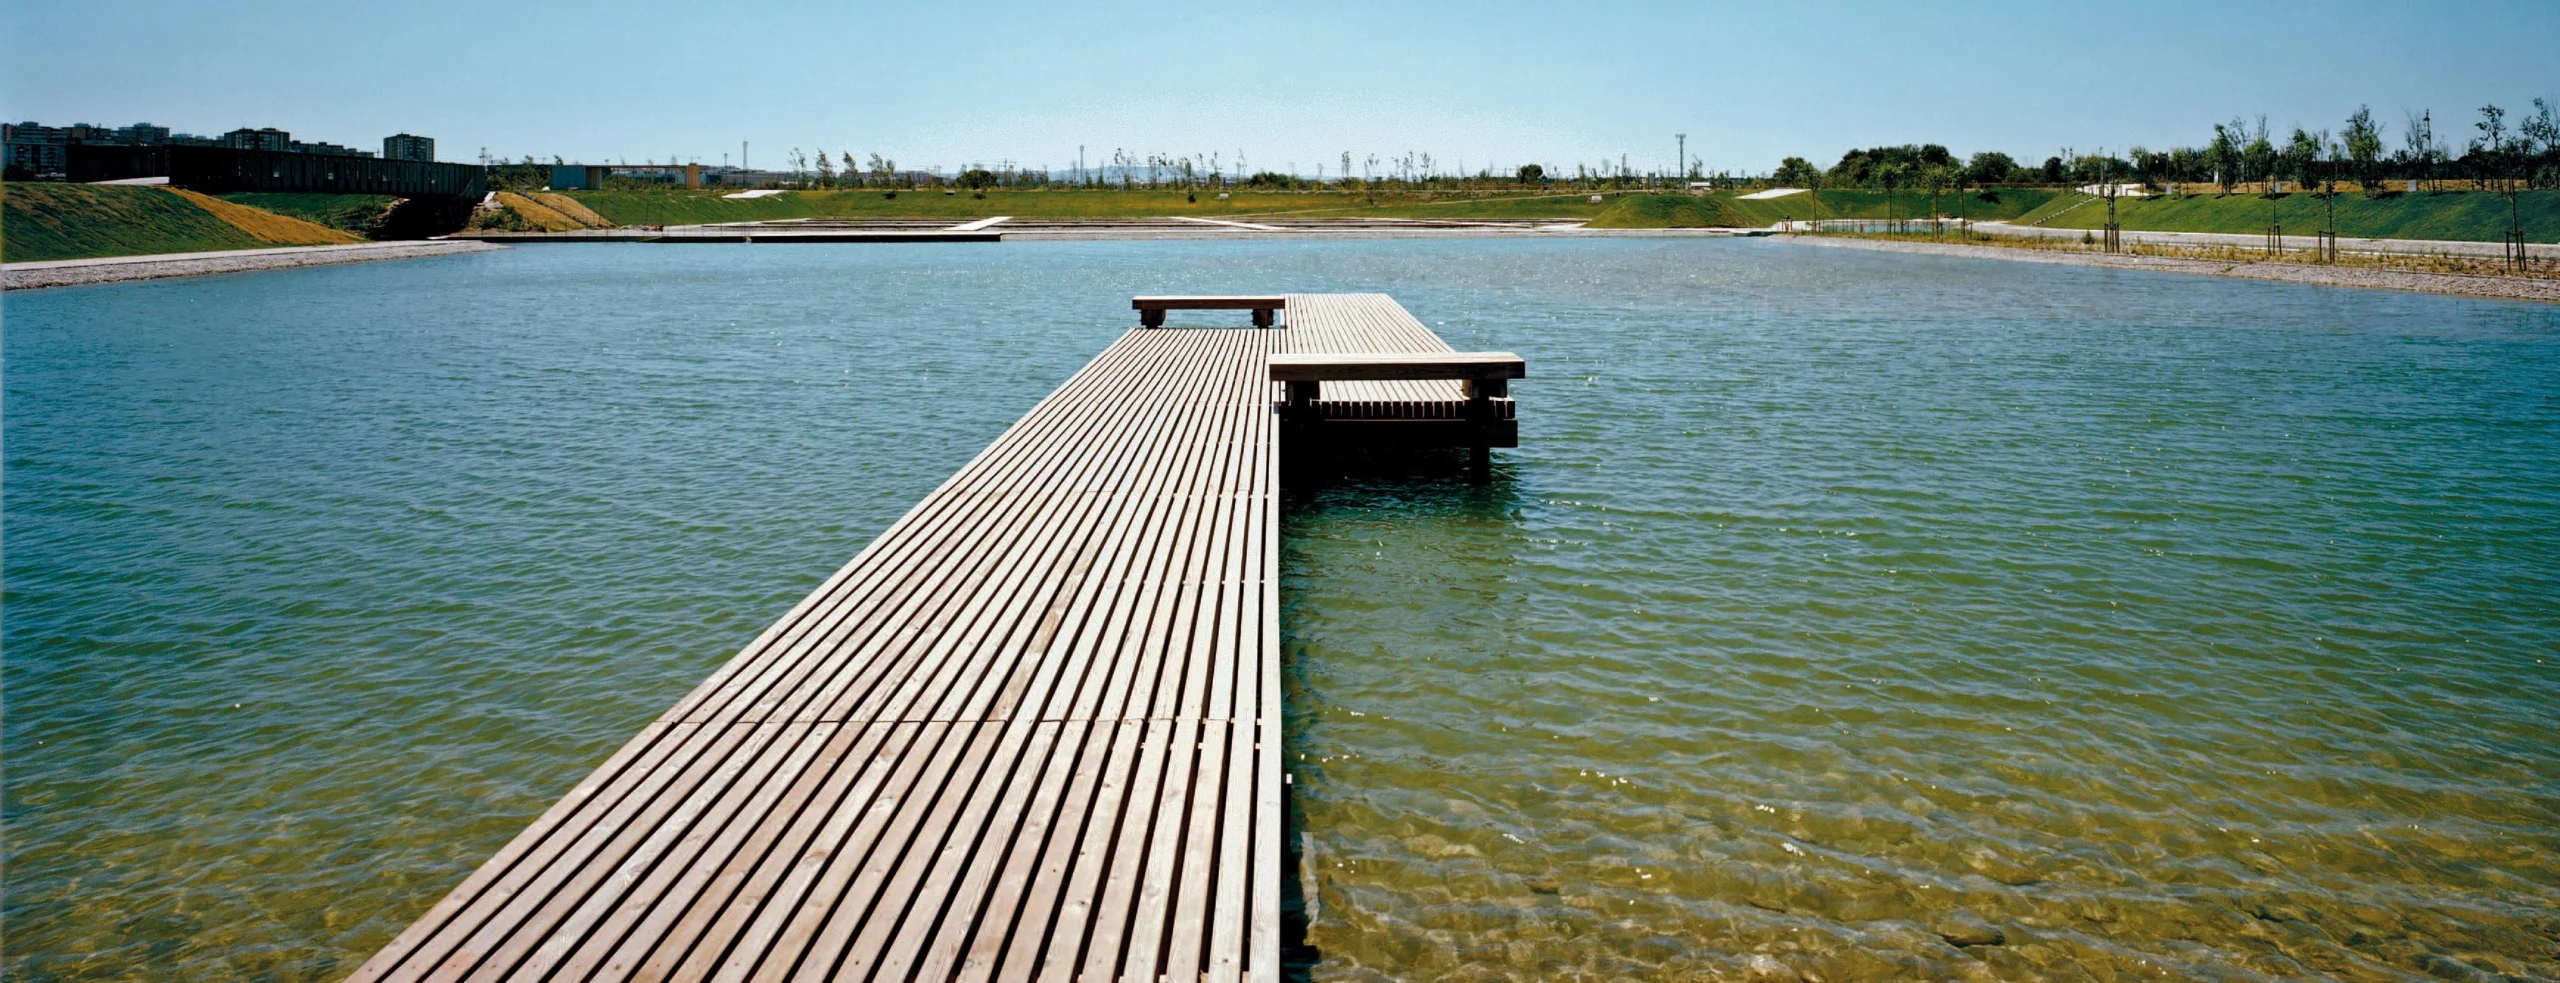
<box><xmin>1140</xmin><ymin>309</ymin><xmax>1165</xmax><ymax>328</ymax></box>
<box><xmin>1252</xmin><ymin>308</ymin><xmax>1274</xmax><ymax>328</ymax></box>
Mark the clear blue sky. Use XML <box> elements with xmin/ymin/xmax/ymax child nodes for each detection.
<box><xmin>6</xmin><ymin>0</ymin><xmax>2554</xmax><ymax>175</ymax></box>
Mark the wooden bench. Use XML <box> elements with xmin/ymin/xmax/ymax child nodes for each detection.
<box><xmin>1270</xmin><ymin>351</ymin><xmax>1525</xmax><ymax>480</ymax></box>
<box><xmin>1134</xmin><ymin>295</ymin><xmax>1286</xmax><ymax>328</ymax></box>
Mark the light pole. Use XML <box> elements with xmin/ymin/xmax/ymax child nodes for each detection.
<box><xmin>1676</xmin><ymin>133</ymin><xmax>1687</xmax><ymax>185</ymax></box>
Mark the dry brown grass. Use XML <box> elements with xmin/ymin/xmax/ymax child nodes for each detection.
<box><xmin>528</xmin><ymin>193</ymin><xmax>613</xmax><ymax>228</ymax></box>
<box><xmin>492</xmin><ymin>192</ymin><xmax>591</xmax><ymax>233</ymax></box>
<box><xmin>166</xmin><ymin>188</ymin><xmax>362</xmax><ymax>246</ymax></box>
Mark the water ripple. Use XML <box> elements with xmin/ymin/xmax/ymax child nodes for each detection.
<box><xmin>6</xmin><ymin>240</ymin><xmax>2557</xmax><ymax>981</ymax></box>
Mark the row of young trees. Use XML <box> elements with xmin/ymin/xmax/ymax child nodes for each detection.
<box><xmin>749</xmin><ymin>145</ymin><xmax>1724</xmax><ymax>192</ymax></box>
<box><xmin>534</xmin><ymin>97</ymin><xmax>2559</xmax><ymax>196</ymax></box>
<box><xmin>1770</xmin><ymin>99</ymin><xmax>2559</xmax><ymax>196</ymax></box>
<box><xmin>2125</xmin><ymin>100</ymin><xmax>2556</xmax><ymax>194</ymax></box>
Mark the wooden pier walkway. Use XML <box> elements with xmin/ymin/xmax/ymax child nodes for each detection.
<box><xmin>351</xmin><ymin>294</ymin><xmax>1518</xmax><ymax>983</ymax></box>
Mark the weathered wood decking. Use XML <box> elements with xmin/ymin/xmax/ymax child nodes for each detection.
<box><xmin>352</xmin><ymin>294</ymin><xmax>1515</xmax><ymax>983</ymax></box>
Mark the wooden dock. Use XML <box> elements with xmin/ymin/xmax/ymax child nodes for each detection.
<box><xmin>351</xmin><ymin>294</ymin><xmax>1519</xmax><ymax>983</ymax></box>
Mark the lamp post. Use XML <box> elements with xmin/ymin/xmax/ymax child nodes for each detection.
<box><xmin>1676</xmin><ymin>133</ymin><xmax>1687</xmax><ymax>186</ymax></box>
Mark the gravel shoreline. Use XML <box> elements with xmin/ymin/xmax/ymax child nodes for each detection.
<box><xmin>1780</xmin><ymin>234</ymin><xmax>2559</xmax><ymax>304</ymax></box>
<box><xmin>4</xmin><ymin>240</ymin><xmax>508</xmax><ymax>291</ymax></box>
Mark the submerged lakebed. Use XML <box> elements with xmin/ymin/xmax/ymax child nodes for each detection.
<box><xmin>5</xmin><ymin>239</ymin><xmax>2556</xmax><ymax>981</ymax></box>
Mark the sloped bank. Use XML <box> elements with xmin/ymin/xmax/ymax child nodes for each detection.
<box><xmin>2</xmin><ymin>183</ymin><xmax>357</xmax><ymax>262</ymax></box>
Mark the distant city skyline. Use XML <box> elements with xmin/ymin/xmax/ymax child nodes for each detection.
<box><xmin>5</xmin><ymin>0</ymin><xmax>2555</xmax><ymax>177</ymax></box>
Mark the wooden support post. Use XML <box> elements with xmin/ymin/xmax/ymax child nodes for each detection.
<box><xmin>1141</xmin><ymin>309</ymin><xmax>1166</xmax><ymax>328</ymax></box>
<box><xmin>1252</xmin><ymin>307</ymin><xmax>1274</xmax><ymax>328</ymax></box>
<box><xmin>1463</xmin><ymin>377</ymin><xmax>1503</xmax><ymax>483</ymax></box>
<box><xmin>1282</xmin><ymin>380</ymin><xmax>1319</xmax><ymax>486</ymax></box>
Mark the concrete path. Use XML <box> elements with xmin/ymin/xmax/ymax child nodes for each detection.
<box><xmin>1165</xmin><ymin>216</ymin><xmax>1289</xmax><ymax>232</ymax></box>
<box><xmin>1786</xmin><ymin>234</ymin><xmax>2559</xmax><ymax>304</ymax></box>
<box><xmin>4</xmin><ymin>240</ymin><xmax>507</xmax><ymax>290</ymax></box>
<box><xmin>946</xmin><ymin>216</ymin><xmax>1012</xmax><ymax>232</ymax></box>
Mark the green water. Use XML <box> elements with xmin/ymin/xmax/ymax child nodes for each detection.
<box><xmin>6</xmin><ymin>241</ymin><xmax>2557</xmax><ymax>981</ymax></box>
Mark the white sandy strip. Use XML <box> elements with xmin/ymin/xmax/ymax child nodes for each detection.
<box><xmin>1164</xmin><ymin>216</ymin><xmax>1287</xmax><ymax>232</ymax></box>
<box><xmin>947</xmin><ymin>216</ymin><xmax>1012</xmax><ymax>232</ymax></box>
<box><xmin>721</xmin><ymin>189</ymin><xmax>787</xmax><ymax>199</ymax></box>
<box><xmin>1739</xmin><ymin>187</ymin><xmax>1806</xmax><ymax>200</ymax></box>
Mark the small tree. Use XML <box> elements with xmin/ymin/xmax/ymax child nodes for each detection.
<box><xmin>2241</xmin><ymin>117</ymin><xmax>2277</xmax><ymax>193</ymax></box>
<box><xmin>1515</xmin><ymin>162</ymin><xmax>1545</xmax><ymax>185</ymax></box>
<box><xmin>2207</xmin><ymin>118</ymin><xmax>2244</xmax><ymax>193</ymax></box>
<box><xmin>1963</xmin><ymin>151</ymin><xmax>2016</xmax><ymax>187</ymax></box>
<box><xmin>2343</xmin><ymin>106</ymin><xmax>2384</xmax><ymax>194</ymax></box>
<box><xmin>2473</xmin><ymin>104</ymin><xmax>2510</xmax><ymax>192</ymax></box>
<box><xmin>1773</xmin><ymin>156</ymin><xmax>1821</xmax><ymax>188</ymax></box>
<box><xmin>1921</xmin><ymin>163</ymin><xmax>1957</xmax><ymax>232</ymax></box>
<box><xmin>2524</xmin><ymin>98</ymin><xmax>2559</xmax><ymax>190</ymax></box>
<box><xmin>2282</xmin><ymin>127</ymin><xmax>2324</xmax><ymax>191</ymax></box>
<box><xmin>2403</xmin><ymin>110</ymin><xmax>2437</xmax><ymax>191</ymax></box>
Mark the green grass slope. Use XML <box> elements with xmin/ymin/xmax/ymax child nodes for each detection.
<box><xmin>5</xmin><ymin>183</ymin><xmax>271</xmax><ymax>261</ymax></box>
<box><xmin>223</xmin><ymin>193</ymin><xmax>402</xmax><ymax>236</ymax></box>
<box><xmin>2027</xmin><ymin>189</ymin><xmax>2549</xmax><ymax>240</ymax></box>
<box><xmin>565</xmin><ymin>186</ymin><xmax>2068</xmax><ymax>228</ymax></box>
<box><xmin>1589</xmin><ymin>188</ymin><xmax>2062</xmax><ymax>228</ymax></box>
<box><xmin>1588</xmin><ymin>195</ymin><xmax>1763</xmax><ymax>228</ymax></box>
<box><xmin>2026</xmin><ymin>189</ymin><xmax>2558</xmax><ymax>242</ymax></box>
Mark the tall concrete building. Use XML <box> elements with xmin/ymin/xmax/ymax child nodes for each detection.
<box><xmin>223</xmin><ymin>127</ymin><xmax>292</xmax><ymax>152</ymax></box>
<box><xmin>382</xmin><ymin>133</ymin><xmax>435</xmax><ymax>162</ymax></box>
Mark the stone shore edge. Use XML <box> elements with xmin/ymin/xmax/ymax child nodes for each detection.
<box><xmin>1779</xmin><ymin>234</ymin><xmax>2560</xmax><ymax>304</ymax></box>
<box><xmin>4</xmin><ymin>241</ymin><xmax>508</xmax><ymax>291</ymax></box>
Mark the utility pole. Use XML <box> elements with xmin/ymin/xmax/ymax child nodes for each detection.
<box><xmin>1676</xmin><ymin>133</ymin><xmax>1686</xmax><ymax>184</ymax></box>
<box><xmin>742</xmin><ymin>140</ymin><xmax>748</xmax><ymax>171</ymax></box>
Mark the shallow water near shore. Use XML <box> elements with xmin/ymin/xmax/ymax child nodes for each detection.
<box><xmin>6</xmin><ymin>239</ymin><xmax>2557</xmax><ymax>981</ymax></box>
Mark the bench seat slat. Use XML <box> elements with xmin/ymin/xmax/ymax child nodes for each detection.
<box><xmin>1266</xmin><ymin>352</ymin><xmax>1525</xmax><ymax>382</ymax></box>
<box><xmin>1132</xmin><ymin>296</ymin><xmax>1287</xmax><ymax>310</ymax></box>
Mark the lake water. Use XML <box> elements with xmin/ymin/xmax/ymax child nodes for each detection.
<box><xmin>5</xmin><ymin>240</ymin><xmax>2556</xmax><ymax>982</ymax></box>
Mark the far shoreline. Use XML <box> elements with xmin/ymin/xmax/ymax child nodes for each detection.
<box><xmin>1778</xmin><ymin>234</ymin><xmax>2560</xmax><ymax>304</ymax></box>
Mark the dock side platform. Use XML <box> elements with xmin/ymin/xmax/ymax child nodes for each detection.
<box><xmin>350</xmin><ymin>294</ymin><xmax>1516</xmax><ymax>982</ymax></box>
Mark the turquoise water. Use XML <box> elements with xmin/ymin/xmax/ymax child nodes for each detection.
<box><xmin>6</xmin><ymin>240</ymin><xmax>2557</xmax><ymax>981</ymax></box>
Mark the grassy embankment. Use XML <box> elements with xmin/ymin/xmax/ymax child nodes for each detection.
<box><xmin>2013</xmin><ymin>189</ymin><xmax>2558</xmax><ymax>242</ymax></box>
<box><xmin>561</xmin><ymin>188</ymin><xmax>1625</xmax><ymax>226</ymax></box>
<box><xmin>1587</xmin><ymin>188</ymin><xmax>2062</xmax><ymax>228</ymax></box>
<box><xmin>3</xmin><ymin>183</ymin><xmax>359</xmax><ymax>262</ymax></box>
